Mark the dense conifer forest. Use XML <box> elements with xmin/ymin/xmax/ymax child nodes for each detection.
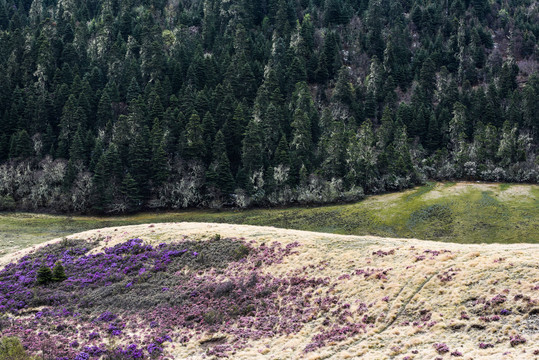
<box><xmin>0</xmin><ymin>0</ymin><xmax>537</xmax><ymax>213</ymax></box>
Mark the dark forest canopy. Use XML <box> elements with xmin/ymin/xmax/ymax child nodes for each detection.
<box><xmin>0</xmin><ymin>0</ymin><xmax>537</xmax><ymax>213</ymax></box>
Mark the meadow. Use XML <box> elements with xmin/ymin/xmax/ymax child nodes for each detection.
<box><xmin>1</xmin><ymin>222</ymin><xmax>538</xmax><ymax>359</ymax></box>
<box><xmin>1</xmin><ymin>182</ymin><xmax>537</xmax><ymax>259</ymax></box>
<box><xmin>1</xmin><ymin>182</ymin><xmax>538</xmax><ymax>359</ymax></box>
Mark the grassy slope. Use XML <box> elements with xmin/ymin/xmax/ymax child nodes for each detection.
<box><xmin>0</xmin><ymin>182</ymin><xmax>537</xmax><ymax>257</ymax></box>
<box><xmin>2</xmin><ymin>223</ymin><xmax>537</xmax><ymax>359</ymax></box>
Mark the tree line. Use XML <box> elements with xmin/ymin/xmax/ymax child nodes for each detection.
<box><xmin>0</xmin><ymin>0</ymin><xmax>537</xmax><ymax>213</ymax></box>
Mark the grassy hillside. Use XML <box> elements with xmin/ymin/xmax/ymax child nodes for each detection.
<box><xmin>0</xmin><ymin>183</ymin><xmax>537</xmax><ymax>258</ymax></box>
<box><xmin>1</xmin><ymin>223</ymin><xmax>538</xmax><ymax>359</ymax></box>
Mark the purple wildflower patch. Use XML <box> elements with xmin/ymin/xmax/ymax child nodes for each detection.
<box><xmin>0</xmin><ymin>236</ymin><xmax>367</xmax><ymax>358</ymax></box>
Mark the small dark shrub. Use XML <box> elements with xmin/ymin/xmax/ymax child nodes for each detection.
<box><xmin>203</xmin><ymin>309</ymin><xmax>223</xmax><ymax>325</ymax></box>
<box><xmin>241</xmin><ymin>304</ymin><xmax>255</xmax><ymax>316</ymax></box>
<box><xmin>233</xmin><ymin>244</ymin><xmax>250</xmax><ymax>260</ymax></box>
<box><xmin>52</xmin><ymin>261</ymin><xmax>67</xmax><ymax>282</ymax></box>
<box><xmin>36</xmin><ymin>265</ymin><xmax>53</xmax><ymax>285</ymax></box>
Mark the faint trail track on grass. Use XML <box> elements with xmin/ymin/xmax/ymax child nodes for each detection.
<box><xmin>377</xmin><ymin>270</ymin><xmax>441</xmax><ymax>334</ymax></box>
<box><xmin>377</xmin><ymin>276</ymin><xmax>414</xmax><ymax>329</ymax></box>
<box><xmin>323</xmin><ymin>270</ymin><xmax>441</xmax><ymax>360</ymax></box>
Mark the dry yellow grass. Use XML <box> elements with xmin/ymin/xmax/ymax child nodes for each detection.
<box><xmin>422</xmin><ymin>182</ymin><xmax>533</xmax><ymax>201</ymax></box>
<box><xmin>1</xmin><ymin>222</ymin><xmax>538</xmax><ymax>359</ymax></box>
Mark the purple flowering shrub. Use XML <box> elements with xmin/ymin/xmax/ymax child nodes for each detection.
<box><xmin>509</xmin><ymin>334</ymin><xmax>526</xmax><ymax>347</ymax></box>
<box><xmin>433</xmin><ymin>342</ymin><xmax>450</xmax><ymax>354</ymax></box>
<box><xmin>0</xmin><ymin>236</ymin><xmax>373</xmax><ymax>358</ymax></box>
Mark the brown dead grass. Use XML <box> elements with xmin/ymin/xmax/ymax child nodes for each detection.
<box><xmin>1</xmin><ymin>222</ymin><xmax>538</xmax><ymax>359</ymax></box>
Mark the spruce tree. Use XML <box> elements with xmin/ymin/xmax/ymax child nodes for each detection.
<box><xmin>273</xmin><ymin>134</ymin><xmax>291</xmax><ymax>168</ymax></box>
<box><xmin>242</xmin><ymin>118</ymin><xmax>264</xmax><ymax>175</ymax></box>
<box><xmin>51</xmin><ymin>261</ymin><xmax>67</xmax><ymax>282</ymax></box>
<box><xmin>36</xmin><ymin>265</ymin><xmax>53</xmax><ymax>285</ymax></box>
<box><xmin>202</xmin><ymin>112</ymin><xmax>216</xmax><ymax>164</ymax></box>
<box><xmin>63</xmin><ymin>159</ymin><xmax>77</xmax><ymax>190</ymax></box>
<box><xmin>91</xmin><ymin>153</ymin><xmax>109</xmax><ymax>212</ymax></box>
<box><xmin>9</xmin><ymin>130</ymin><xmax>33</xmax><ymax>159</ymax></box>
<box><xmin>0</xmin><ymin>133</ymin><xmax>7</xmax><ymax>161</ymax></box>
<box><xmin>185</xmin><ymin>112</ymin><xmax>205</xmax><ymax>161</ymax></box>
<box><xmin>389</xmin><ymin>126</ymin><xmax>413</xmax><ymax>177</ymax></box>
<box><xmin>69</xmin><ymin>125</ymin><xmax>87</xmax><ymax>164</ymax></box>
<box><xmin>96</xmin><ymin>91</ymin><xmax>113</xmax><ymax>129</ymax></box>
<box><xmin>290</xmin><ymin>109</ymin><xmax>312</xmax><ymax>171</ymax></box>
<box><xmin>346</xmin><ymin>120</ymin><xmax>377</xmax><ymax>189</ymax></box>
<box><xmin>126</xmin><ymin>77</ymin><xmax>141</xmax><ymax>103</ymax></box>
<box><xmin>43</xmin><ymin>123</ymin><xmax>56</xmax><ymax>156</ymax></box>
<box><xmin>315</xmin><ymin>51</ymin><xmax>329</xmax><ymax>83</ymax></box>
<box><xmin>0</xmin><ymin>2</ymin><xmax>8</xmax><ymax>30</ymax></box>
<box><xmin>299</xmin><ymin>14</ymin><xmax>315</xmax><ymax>55</ymax></box>
<box><xmin>148</xmin><ymin>91</ymin><xmax>164</xmax><ymax>122</ymax></box>
<box><xmin>426</xmin><ymin>112</ymin><xmax>442</xmax><ymax>151</ymax></box>
<box><xmin>333</xmin><ymin>67</ymin><xmax>354</xmax><ymax>106</ymax></box>
<box><xmin>419</xmin><ymin>58</ymin><xmax>436</xmax><ymax>102</ymax></box>
<box><xmin>288</xmin><ymin>56</ymin><xmax>307</xmax><ymax>93</ymax></box>
<box><xmin>151</xmin><ymin>142</ymin><xmax>169</xmax><ymax>187</ymax></box>
<box><xmin>262</xmin><ymin>103</ymin><xmax>283</xmax><ymax>157</ymax></box>
<box><xmin>129</xmin><ymin>126</ymin><xmax>152</xmax><ymax>194</ymax></box>
<box><xmin>121</xmin><ymin>172</ymin><xmax>141</xmax><ymax>210</ymax></box>
<box><xmin>320</xmin><ymin>119</ymin><xmax>347</xmax><ymax>179</ymax></box>
<box><xmin>223</xmin><ymin>105</ymin><xmax>245</xmax><ymax>173</ymax></box>
<box><xmin>207</xmin><ymin>130</ymin><xmax>236</xmax><ymax>194</ymax></box>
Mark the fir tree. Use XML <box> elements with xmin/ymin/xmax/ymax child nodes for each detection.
<box><xmin>184</xmin><ymin>112</ymin><xmax>205</xmax><ymax>161</ymax></box>
<box><xmin>69</xmin><ymin>125</ymin><xmax>87</xmax><ymax>164</ymax></box>
<box><xmin>129</xmin><ymin>126</ymin><xmax>152</xmax><ymax>194</ymax></box>
<box><xmin>223</xmin><ymin>105</ymin><xmax>245</xmax><ymax>173</ymax></box>
<box><xmin>96</xmin><ymin>91</ymin><xmax>113</xmax><ymax>129</ymax></box>
<box><xmin>151</xmin><ymin>142</ymin><xmax>169</xmax><ymax>187</ymax></box>
<box><xmin>320</xmin><ymin>118</ymin><xmax>347</xmax><ymax>179</ymax></box>
<box><xmin>273</xmin><ymin>134</ymin><xmax>291</xmax><ymax>168</ymax></box>
<box><xmin>127</xmin><ymin>77</ymin><xmax>141</xmax><ymax>103</ymax></box>
<box><xmin>51</xmin><ymin>261</ymin><xmax>67</xmax><ymax>282</ymax></box>
<box><xmin>242</xmin><ymin>118</ymin><xmax>264</xmax><ymax>176</ymax></box>
<box><xmin>202</xmin><ymin>111</ymin><xmax>216</xmax><ymax>164</ymax></box>
<box><xmin>121</xmin><ymin>172</ymin><xmax>141</xmax><ymax>210</ymax></box>
<box><xmin>36</xmin><ymin>265</ymin><xmax>53</xmax><ymax>285</ymax></box>
<box><xmin>9</xmin><ymin>130</ymin><xmax>33</xmax><ymax>159</ymax></box>
<box><xmin>207</xmin><ymin>130</ymin><xmax>236</xmax><ymax>194</ymax></box>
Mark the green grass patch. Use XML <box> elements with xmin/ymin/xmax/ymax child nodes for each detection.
<box><xmin>403</xmin><ymin>182</ymin><xmax>436</xmax><ymax>202</ymax></box>
<box><xmin>0</xmin><ymin>183</ymin><xmax>537</xmax><ymax>255</ymax></box>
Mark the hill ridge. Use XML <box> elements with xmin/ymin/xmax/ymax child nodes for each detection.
<box><xmin>1</xmin><ymin>223</ymin><xmax>538</xmax><ymax>359</ymax></box>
